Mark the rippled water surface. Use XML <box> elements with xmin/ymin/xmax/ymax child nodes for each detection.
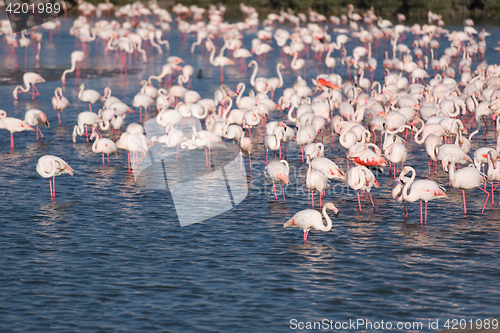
<box><xmin>1</xmin><ymin>15</ymin><xmax>500</xmax><ymax>333</ymax></box>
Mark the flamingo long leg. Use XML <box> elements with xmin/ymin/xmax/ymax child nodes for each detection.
<box><xmin>425</xmin><ymin>202</ymin><xmax>428</xmax><ymax>224</ymax></box>
<box><xmin>463</xmin><ymin>190</ymin><xmax>467</xmax><ymax>215</ymax></box>
<box><xmin>10</xmin><ymin>132</ymin><xmax>14</xmax><ymax>149</ymax></box>
<box><xmin>357</xmin><ymin>190</ymin><xmax>362</xmax><ymax>211</ymax></box>
<box><xmin>49</xmin><ymin>178</ymin><xmax>53</xmax><ymax>198</ymax></box>
<box><xmin>311</xmin><ymin>191</ymin><xmax>314</xmax><ymax>209</ymax></box>
<box><xmin>368</xmin><ymin>192</ymin><xmax>375</xmax><ymax>210</ymax></box>
<box><xmin>273</xmin><ymin>182</ymin><xmax>277</xmax><ymax>202</ymax></box>
<box><xmin>479</xmin><ymin>187</ymin><xmax>490</xmax><ymax>214</ymax></box>
<box><xmin>420</xmin><ymin>201</ymin><xmax>423</xmax><ymax>224</ymax></box>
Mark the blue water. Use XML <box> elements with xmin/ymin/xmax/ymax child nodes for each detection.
<box><xmin>1</xmin><ymin>14</ymin><xmax>500</xmax><ymax>333</ymax></box>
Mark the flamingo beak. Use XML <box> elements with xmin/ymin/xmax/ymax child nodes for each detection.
<box><xmin>65</xmin><ymin>164</ymin><xmax>74</xmax><ymax>175</ymax></box>
<box><xmin>24</xmin><ymin>124</ymin><xmax>35</xmax><ymax>131</ymax></box>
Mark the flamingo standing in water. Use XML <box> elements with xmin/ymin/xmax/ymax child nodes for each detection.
<box><xmin>265</xmin><ymin>159</ymin><xmax>291</xmax><ymax>202</ymax></box>
<box><xmin>36</xmin><ymin>155</ymin><xmax>74</xmax><ymax>199</ymax></box>
<box><xmin>51</xmin><ymin>87</ymin><xmax>71</xmax><ymax>125</ymax></box>
<box><xmin>90</xmin><ymin>131</ymin><xmax>119</xmax><ymax>165</ymax></box>
<box><xmin>209</xmin><ymin>47</ymin><xmax>234</xmax><ymax>83</ymax></box>
<box><xmin>0</xmin><ymin>110</ymin><xmax>35</xmax><ymax>149</ymax></box>
<box><xmin>72</xmin><ymin>111</ymin><xmax>103</xmax><ymax>143</ymax></box>
<box><xmin>61</xmin><ymin>50</ymin><xmax>86</xmax><ymax>85</ymax></box>
<box><xmin>398</xmin><ymin>166</ymin><xmax>448</xmax><ymax>224</ymax></box>
<box><xmin>132</xmin><ymin>93</ymin><xmax>156</xmax><ymax>124</ymax></box>
<box><xmin>78</xmin><ymin>84</ymin><xmax>101</xmax><ymax>112</ymax></box>
<box><xmin>24</xmin><ymin>109</ymin><xmax>50</xmax><ymax>140</ymax></box>
<box><xmin>442</xmin><ymin>154</ymin><xmax>489</xmax><ymax>215</ymax></box>
<box><xmin>347</xmin><ymin>165</ymin><xmax>380</xmax><ymax>211</ymax></box>
<box><xmin>13</xmin><ymin>72</ymin><xmax>45</xmax><ymax>100</ymax></box>
<box><xmin>284</xmin><ymin>202</ymin><xmax>339</xmax><ymax>244</ymax></box>
<box><xmin>306</xmin><ymin>155</ymin><xmax>330</xmax><ymax>208</ymax></box>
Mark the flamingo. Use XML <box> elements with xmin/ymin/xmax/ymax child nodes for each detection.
<box><xmin>291</xmin><ymin>51</ymin><xmax>306</xmax><ymax>77</ymax></box>
<box><xmin>36</xmin><ymin>155</ymin><xmax>74</xmax><ymax>199</ymax></box>
<box><xmin>13</xmin><ymin>72</ymin><xmax>45</xmax><ymax>100</ymax></box>
<box><xmin>442</xmin><ymin>154</ymin><xmax>489</xmax><ymax>215</ymax></box>
<box><xmin>51</xmin><ymin>87</ymin><xmax>71</xmax><ymax>126</ymax></box>
<box><xmin>115</xmin><ymin>132</ymin><xmax>146</xmax><ymax>174</ymax></box>
<box><xmin>72</xmin><ymin>111</ymin><xmax>103</xmax><ymax>143</ymax></box>
<box><xmin>90</xmin><ymin>131</ymin><xmax>119</xmax><ymax>165</ymax></box>
<box><xmin>309</xmin><ymin>157</ymin><xmax>345</xmax><ymax>181</ymax></box>
<box><xmin>209</xmin><ymin>46</ymin><xmax>234</xmax><ymax>83</ymax></box>
<box><xmin>79</xmin><ymin>84</ymin><xmax>102</xmax><ymax>112</ymax></box>
<box><xmin>24</xmin><ymin>109</ymin><xmax>50</xmax><ymax>140</ymax></box>
<box><xmin>265</xmin><ymin>159</ymin><xmax>291</xmax><ymax>202</ymax></box>
<box><xmin>347</xmin><ymin>165</ymin><xmax>380</xmax><ymax>211</ymax></box>
<box><xmin>61</xmin><ymin>50</ymin><xmax>85</xmax><ymax>85</ymax></box>
<box><xmin>306</xmin><ymin>155</ymin><xmax>330</xmax><ymax>208</ymax></box>
<box><xmin>0</xmin><ymin>111</ymin><xmax>32</xmax><ymax>150</ymax></box>
<box><xmin>398</xmin><ymin>166</ymin><xmax>448</xmax><ymax>224</ymax></box>
<box><xmin>132</xmin><ymin>93</ymin><xmax>155</xmax><ymax>124</ymax></box>
<box><xmin>239</xmin><ymin>130</ymin><xmax>252</xmax><ymax>172</ymax></box>
<box><xmin>283</xmin><ymin>202</ymin><xmax>339</xmax><ymax>244</ymax></box>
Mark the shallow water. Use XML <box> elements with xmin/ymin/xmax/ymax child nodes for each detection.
<box><xmin>1</xmin><ymin>16</ymin><xmax>500</xmax><ymax>333</ymax></box>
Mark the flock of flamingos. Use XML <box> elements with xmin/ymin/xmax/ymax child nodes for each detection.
<box><xmin>1</xmin><ymin>1</ymin><xmax>500</xmax><ymax>243</ymax></box>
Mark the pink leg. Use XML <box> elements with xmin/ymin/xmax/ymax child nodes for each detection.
<box><xmin>425</xmin><ymin>202</ymin><xmax>428</xmax><ymax>224</ymax></box>
<box><xmin>311</xmin><ymin>191</ymin><xmax>314</xmax><ymax>209</ymax></box>
<box><xmin>282</xmin><ymin>185</ymin><xmax>285</xmax><ymax>202</ymax></box>
<box><xmin>368</xmin><ymin>192</ymin><xmax>375</xmax><ymax>210</ymax></box>
<box><xmin>53</xmin><ymin>176</ymin><xmax>55</xmax><ymax>197</ymax></box>
<box><xmin>479</xmin><ymin>186</ymin><xmax>490</xmax><ymax>214</ymax></box>
<box><xmin>10</xmin><ymin>132</ymin><xmax>14</xmax><ymax>149</ymax></box>
<box><xmin>463</xmin><ymin>190</ymin><xmax>467</xmax><ymax>215</ymax></box>
<box><xmin>420</xmin><ymin>201</ymin><xmax>423</xmax><ymax>224</ymax></box>
<box><xmin>357</xmin><ymin>190</ymin><xmax>362</xmax><ymax>211</ymax></box>
<box><xmin>49</xmin><ymin>178</ymin><xmax>53</xmax><ymax>198</ymax></box>
<box><xmin>403</xmin><ymin>200</ymin><xmax>407</xmax><ymax>217</ymax></box>
<box><xmin>127</xmin><ymin>152</ymin><xmax>131</xmax><ymax>173</ymax></box>
<box><xmin>273</xmin><ymin>182</ymin><xmax>277</xmax><ymax>202</ymax></box>
<box><xmin>303</xmin><ymin>230</ymin><xmax>309</xmax><ymax>243</ymax></box>
<box><xmin>58</xmin><ymin>111</ymin><xmax>61</xmax><ymax>126</ymax></box>
<box><xmin>102</xmin><ymin>154</ymin><xmax>105</xmax><ymax>166</ymax></box>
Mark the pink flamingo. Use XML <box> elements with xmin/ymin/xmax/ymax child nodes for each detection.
<box><xmin>36</xmin><ymin>155</ymin><xmax>74</xmax><ymax>200</ymax></box>
<box><xmin>0</xmin><ymin>110</ymin><xmax>35</xmax><ymax>149</ymax></box>
<box><xmin>13</xmin><ymin>72</ymin><xmax>45</xmax><ymax>100</ymax></box>
<box><xmin>265</xmin><ymin>160</ymin><xmax>291</xmax><ymax>202</ymax></box>
<box><xmin>284</xmin><ymin>202</ymin><xmax>339</xmax><ymax>244</ymax></box>
<box><xmin>398</xmin><ymin>166</ymin><xmax>448</xmax><ymax>224</ymax></box>
<box><xmin>442</xmin><ymin>154</ymin><xmax>489</xmax><ymax>215</ymax></box>
<box><xmin>51</xmin><ymin>87</ymin><xmax>71</xmax><ymax>125</ymax></box>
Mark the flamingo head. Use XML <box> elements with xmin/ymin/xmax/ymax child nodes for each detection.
<box><xmin>63</xmin><ymin>164</ymin><xmax>74</xmax><ymax>176</ymax></box>
<box><xmin>277</xmin><ymin>173</ymin><xmax>290</xmax><ymax>185</ymax></box>
<box><xmin>325</xmin><ymin>202</ymin><xmax>339</xmax><ymax>215</ymax></box>
<box><xmin>0</xmin><ymin>110</ymin><xmax>6</xmax><ymax>119</ymax></box>
<box><xmin>21</xmin><ymin>122</ymin><xmax>35</xmax><ymax>131</ymax></box>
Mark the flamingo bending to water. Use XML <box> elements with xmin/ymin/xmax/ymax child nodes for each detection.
<box><xmin>13</xmin><ymin>72</ymin><xmax>45</xmax><ymax>100</ymax></box>
<box><xmin>36</xmin><ymin>155</ymin><xmax>74</xmax><ymax>199</ymax></box>
<box><xmin>284</xmin><ymin>202</ymin><xmax>339</xmax><ymax>244</ymax></box>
